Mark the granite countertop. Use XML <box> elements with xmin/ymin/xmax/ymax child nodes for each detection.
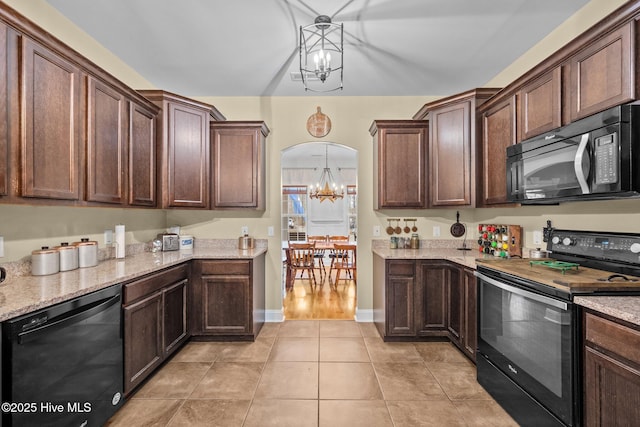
<box><xmin>574</xmin><ymin>296</ymin><xmax>640</xmax><ymax>327</ymax></box>
<box><xmin>0</xmin><ymin>242</ymin><xmax>267</xmax><ymax>322</ymax></box>
<box><xmin>372</xmin><ymin>242</ymin><xmax>640</xmax><ymax>328</ymax></box>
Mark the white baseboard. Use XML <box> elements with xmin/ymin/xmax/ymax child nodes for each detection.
<box><xmin>354</xmin><ymin>308</ymin><xmax>373</xmax><ymax>322</ymax></box>
<box><xmin>265</xmin><ymin>309</ymin><xmax>285</xmax><ymax>322</ymax></box>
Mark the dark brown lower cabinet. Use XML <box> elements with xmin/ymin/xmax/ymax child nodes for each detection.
<box><xmin>447</xmin><ymin>265</ymin><xmax>477</xmax><ymax>362</ymax></box>
<box><xmin>416</xmin><ymin>261</ymin><xmax>448</xmax><ymax>337</ymax></box>
<box><xmin>190</xmin><ymin>255</ymin><xmax>265</xmax><ymax>340</ymax></box>
<box><xmin>123</xmin><ymin>291</ymin><xmax>162</xmax><ymax>395</ymax></box>
<box><xmin>373</xmin><ymin>255</ymin><xmax>476</xmax><ymax>359</ymax></box>
<box><xmin>462</xmin><ymin>268</ymin><xmax>477</xmax><ymax>361</ymax></box>
<box><xmin>123</xmin><ymin>264</ymin><xmax>189</xmax><ymax>395</ymax></box>
<box><xmin>584</xmin><ymin>310</ymin><xmax>640</xmax><ymax>426</ymax></box>
<box><xmin>385</xmin><ymin>260</ymin><xmax>416</xmax><ymax>337</ymax></box>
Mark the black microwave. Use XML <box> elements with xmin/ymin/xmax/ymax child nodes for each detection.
<box><xmin>507</xmin><ymin>104</ymin><xmax>640</xmax><ymax>204</ymax></box>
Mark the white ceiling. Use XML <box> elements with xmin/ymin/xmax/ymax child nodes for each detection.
<box><xmin>46</xmin><ymin>0</ymin><xmax>590</xmax><ymax>97</ymax></box>
<box><xmin>281</xmin><ymin>142</ymin><xmax>357</xmax><ymax>169</ymax></box>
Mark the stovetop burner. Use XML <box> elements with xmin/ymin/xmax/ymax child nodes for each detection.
<box><xmin>529</xmin><ymin>260</ymin><xmax>580</xmax><ymax>274</ymax></box>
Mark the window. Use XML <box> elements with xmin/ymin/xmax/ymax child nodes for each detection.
<box><xmin>282</xmin><ymin>186</ymin><xmax>308</xmax><ymax>242</ymax></box>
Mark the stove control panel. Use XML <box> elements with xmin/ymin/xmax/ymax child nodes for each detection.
<box><xmin>548</xmin><ymin>229</ymin><xmax>640</xmax><ymax>265</ymax></box>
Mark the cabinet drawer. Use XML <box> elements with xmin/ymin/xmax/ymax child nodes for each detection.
<box><xmin>387</xmin><ymin>260</ymin><xmax>415</xmax><ymax>276</ymax></box>
<box><xmin>124</xmin><ymin>264</ymin><xmax>189</xmax><ymax>305</ymax></box>
<box><xmin>200</xmin><ymin>260</ymin><xmax>251</xmax><ymax>275</ymax></box>
<box><xmin>585</xmin><ymin>312</ymin><xmax>640</xmax><ymax>365</ymax></box>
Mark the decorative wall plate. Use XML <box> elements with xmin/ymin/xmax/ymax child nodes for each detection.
<box><xmin>306</xmin><ymin>106</ymin><xmax>331</xmax><ymax>138</ymax></box>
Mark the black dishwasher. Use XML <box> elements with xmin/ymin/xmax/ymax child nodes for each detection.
<box><xmin>1</xmin><ymin>284</ymin><xmax>124</xmax><ymax>427</ymax></box>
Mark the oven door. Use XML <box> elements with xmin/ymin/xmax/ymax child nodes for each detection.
<box><xmin>476</xmin><ymin>271</ymin><xmax>576</xmax><ymax>426</ymax></box>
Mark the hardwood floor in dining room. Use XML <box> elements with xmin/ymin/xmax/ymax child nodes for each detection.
<box><xmin>283</xmin><ymin>269</ymin><xmax>357</xmax><ymax>320</ymax></box>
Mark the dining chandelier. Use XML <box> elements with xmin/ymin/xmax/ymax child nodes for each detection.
<box><xmin>299</xmin><ymin>15</ymin><xmax>343</xmax><ymax>92</ymax></box>
<box><xmin>309</xmin><ymin>145</ymin><xmax>344</xmax><ymax>202</ymax></box>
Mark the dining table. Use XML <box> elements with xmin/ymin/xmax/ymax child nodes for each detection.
<box><xmin>282</xmin><ymin>241</ymin><xmax>357</xmax><ymax>287</ymax></box>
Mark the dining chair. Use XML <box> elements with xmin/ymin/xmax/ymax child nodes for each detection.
<box><xmin>283</xmin><ymin>247</ymin><xmax>294</xmax><ymax>291</ymax></box>
<box><xmin>328</xmin><ymin>235</ymin><xmax>350</xmax><ymax>278</ymax></box>
<box><xmin>288</xmin><ymin>242</ymin><xmax>318</xmax><ymax>288</ymax></box>
<box><xmin>331</xmin><ymin>244</ymin><xmax>357</xmax><ymax>289</ymax></box>
<box><xmin>308</xmin><ymin>235</ymin><xmax>328</xmax><ymax>282</ymax></box>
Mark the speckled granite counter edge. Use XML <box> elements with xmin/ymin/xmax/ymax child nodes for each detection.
<box><xmin>574</xmin><ymin>296</ymin><xmax>640</xmax><ymax>327</ymax></box>
<box><xmin>371</xmin><ymin>245</ymin><xmax>479</xmax><ymax>269</ymax></box>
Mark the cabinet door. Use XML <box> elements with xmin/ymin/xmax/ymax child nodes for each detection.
<box><xmin>481</xmin><ymin>95</ymin><xmax>517</xmax><ymax>206</ymax></box>
<box><xmin>21</xmin><ymin>37</ymin><xmax>81</xmax><ymax>200</ymax></box>
<box><xmin>462</xmin><ymin>268</ymin><xmax>477</xmax><ymax>361</ymax></box>
<box><xmin>129</xmin><ymin>101</ymin><xmax>156</xmax><ymax>206</ymax></box>
<box><xmin>202</xmin><ymin>275</ymin><xmax>251</xmax><ymax>335</ymax></box>
<box><xmin>0</xmin><ymin>21</ymin><xmax>8</xmax><ymax>196</ymax></box>
<box><xmin>416</xmin><ymin>261</ymin><xmax>448</xmax><ymax>336</ymax></box>
<box><xmin>211</xmin><ymin>126</ymin><xmax>262</xmax><ymax>209</ymax></box>
<box><xmin>447</xmin><ymin>266</ymin><xmax>463</xmax><ymax>345</ymax></box>
<box><xmin>166</xmin><ymin>102</ymin><xmax>209</xmax><ymax>208</ymax></box>
<box><xmin>569</xmin><ymin>23</ymin><xmax>633</xmax><ymax>122</ymax></box>
<box><xmin>584</xmin><ymin>347</ymin><xmax>640</xmax><ymax>426</ymax></box>
<box><xmin>375</xmin><ymin>124</ymin><xmax>427</xmax><ymax>208</ymax></box>
<box><xmin>163</xmin><ymin>279</ymin><xmax>188</xmax><ymax>356</ymax></box>
<box><xmin>124</xmin><ymin>291</ymin><xmax>163</xmax><ymax>395</ymax></box>
<box><xmin>386</xmin><ymin>274</ymin><xmax>416</xmax><ymax>336</ymax></box>
<box><xmin>86</xmin><ymin>76</ymin><xmax>126</xmax><ymax>204</ymax></box>
<box><xmin>519</xmin><ymin>67</ymin><xmax>562</xmax><ymax>140</ymax></box>
<box><xmin>430</xmin><ymin>101</ymin><xmax>471</xmax><ymax>206</ymax></box>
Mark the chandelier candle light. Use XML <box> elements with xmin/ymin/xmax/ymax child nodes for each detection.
<box><xmin>309</xmin><ymin>145</ymin><xmax>344</xmax><ymax>203</ymax></box>
<box><xmin>299</xmin><ymin>15</ymin><xmax>344</xmax><ymax>92</ymax></box>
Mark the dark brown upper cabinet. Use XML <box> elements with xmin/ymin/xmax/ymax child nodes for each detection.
<box><xmin>518</xmin><ymin>67</ymin><xmax>562</xmax><ymax>141</ymax></box>
<box><xmin>0</xmin><ymin>2</ymin><xmax>160</xmax><ymax>207</ymax></box>
<box><xmin>128</xmin><ymin>100</ymin><xmax>157</xmax><ymax>207</ymax></box>
<box><xmin>370</xmin><ymin>120</ymin><xmax>428</xmax><ymax>209</ymax></box>
<box><xmin>0</xmin><ymin>20</ymin><xmax>8</xmax><ymax>197</ymax></box>
<box><xmin>414</xmin><ymin>88</ymin><xmax>499</xmax><ymax>208</ymax></box>
<box><xmin>21</xmin><ymin>37</ymin><xmax>81</xmax><ymax>200</ymax></box>
<box><xmin>210</xmin><ymin>121</ymin><xmax>269</xmax><ymax>210</ymax></box>
<box><xmin>480</xmin><ymin>95</ymin><xmax>517</xmax><ymax>206</ymax></box>
<box><xmin>569</xmin><ymin>22</ymin><xmax>633</xmax><ymax>122</ymax></box>
<box><xmin>139</xmin><ymin>90</ymin><xmax>225</xmax><ymax>209</ymax></box>
<box><xmin>86</xmin><ymin>76</ymin><xmax>127</xmax><ymax>204</ymax></box>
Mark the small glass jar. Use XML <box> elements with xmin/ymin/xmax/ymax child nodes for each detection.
<box><xmin>151</xmin><ymin>239</ymin><xmax>163</xmax><ymax>253</ymax></box>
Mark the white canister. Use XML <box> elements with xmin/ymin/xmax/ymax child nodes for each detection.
<box><xmin>31</xmin><ymin>247</ymin><xmax>60</xmax><ymax>276</ymax></box>
<box><xmin>54</xmin><ymin>242</ymin><xmax>79</xmax><ymax>271</ymax></box>
<box><xmin>179</xmin><ymin>235</ymin><xmax>194</xmax><ymax>250</ymax></box>
<box><xmin>74</xmin><ymin>238</ymin><xmax>98</xmax><ymax>268</ymax></box>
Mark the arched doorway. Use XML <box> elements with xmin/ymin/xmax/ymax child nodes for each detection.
<box><xmin>281</xmin><ymin>142</ymin><xmax>358</xmax><ymax>319</ymax></box>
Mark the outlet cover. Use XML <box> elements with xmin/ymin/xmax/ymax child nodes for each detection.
<box><xmin>533</xmin><ymin>230</ymin><xmax>543</xmax><ymax>245</ymax></box>
<box><xmin>0</xmin><ymin>236</ymin><xmax>4</xmax><ymax>257</ymax></box>
<box><xmin>267</xmin><ymin>226</ymin><xmax>274</xmax><ymax>236</ymax></box>
<box><xmin>433</xmin><ymin>226</ymin><xmax>441</xmax><ymax>237</ymax></box>
<box><xmin>241</xmin><ymin>226</ymin><xmax>249</xmax><ymax>235</ymax></box>
<box><xmin>104</xmin><ymin>229</ymin><xmax>113</xmax><ymax>245</ymax></box>
<box><xmin>373</xmin><ymin>226</ymin><xmax>381</xmax><ymax>236</ymax></box>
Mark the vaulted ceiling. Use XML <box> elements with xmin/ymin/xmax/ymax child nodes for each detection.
<box><xmin>46</xmin><ymin>0</ymin><xmax>590</xmax><ymax>96</ymax></box>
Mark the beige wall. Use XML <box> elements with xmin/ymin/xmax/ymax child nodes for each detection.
<box><xmin>2</xmin><ymin>0</ymin><xmax>639</xmax><ymax>318</ymax></box>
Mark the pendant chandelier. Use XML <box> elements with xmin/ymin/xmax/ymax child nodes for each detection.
<box><xmin>299</xmin><ymin>15</ymin><xmax>343</xmax><ymax>92</ymax></box>
<box><xmin>309</xmin><ymin>145</ymin><xmax>344</xmax><ymax>203</ymax></box>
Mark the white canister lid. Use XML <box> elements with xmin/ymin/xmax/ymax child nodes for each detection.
<box><xmin>73</xmin><ymin>237</ymin><xmax>98</xmax><ymax>247</ymax></box>
<box><xmin>32</xmin><ymin>246</ymin><xmax>58</xmax><ymax>255</ymax></box>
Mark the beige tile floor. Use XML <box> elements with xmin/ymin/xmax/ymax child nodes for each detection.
<box><xmin>106</xmin><ymin>321</ymin><xmax>518</xmax><ymax>427</ymax></box>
